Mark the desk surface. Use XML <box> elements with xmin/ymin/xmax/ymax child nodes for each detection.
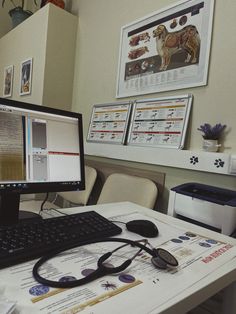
<box><xmin>2</xmin><ymin>202</ymin><xmax>236</xmax><ymax>314</ymax></box>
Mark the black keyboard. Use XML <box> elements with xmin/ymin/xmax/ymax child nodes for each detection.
<box><xmin>0</xmin><ymin>211</ymin><xmax>122</xmax><ymax>269</ymax></box>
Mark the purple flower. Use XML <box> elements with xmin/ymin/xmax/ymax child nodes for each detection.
<box><xmin>197</xmin><ymin>123</ymin><xmax>226</xmax><ymax>140</ymax></box>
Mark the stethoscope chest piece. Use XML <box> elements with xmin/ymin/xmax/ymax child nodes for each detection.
<box><xmin>151</xmin><ymin>248</ymin><xmax>178</xmax><ymax>269</ymax></box>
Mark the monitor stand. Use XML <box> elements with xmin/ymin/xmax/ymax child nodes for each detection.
<box><xmin>19</xmin><ymin>210</ymin><xmax>41</xmax><ymax>220</ymax></box>
<box><xmin>0</xmin><ymin>192</ymin><xmax>41</xmax><ymax>226</ymax></box>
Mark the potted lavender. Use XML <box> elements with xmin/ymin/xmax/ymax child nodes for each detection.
<box><xmin>198</xmin><ymin>123</ymin><xmax>226</xmax><ymax>152</ymax></box>
<box><xmin>197</xmin><ymin>123</ymin><xmax>226</xmax><ymax>152</ymax></box>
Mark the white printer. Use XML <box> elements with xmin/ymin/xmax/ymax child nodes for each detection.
<box><xmin>167</xmin><ymin>183</ymin><xmax>236</xmax><ymax>235</ymax></box>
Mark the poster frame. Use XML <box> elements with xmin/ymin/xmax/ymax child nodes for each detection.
<box><xmin>87</xmin><ymin>101</ymin><xmax>132</xmax><ymax>145</ymax></box>
<box><xmin>116</xmin><ymin>0</ymin><xmax>214</xmax><ymax>98</ymax></box>
<box><xmin>127</xmin><ymin>94</ymin><xmax>193</xmax><ymax>149</ymax></box>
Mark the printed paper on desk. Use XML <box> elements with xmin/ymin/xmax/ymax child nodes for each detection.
<box><xmin>0</xmin><ymin>212</ymin><xmax>235</xmax><ymax>314</ymax></box>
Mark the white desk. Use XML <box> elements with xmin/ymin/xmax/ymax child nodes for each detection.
<box><xmin>1</xmin><ymin>202</ymin><xmax>236</xmax><ymax>314</ymax></box>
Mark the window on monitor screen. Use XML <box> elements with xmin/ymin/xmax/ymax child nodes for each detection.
<box><xmin>0</xmin><ymin>97</ymin><xmax>85</xmax><ymax>226</ymax></box>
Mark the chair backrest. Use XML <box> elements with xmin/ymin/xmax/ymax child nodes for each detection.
<box><xmin>97</xmin><ymin>173</ymin><xmax>158</xmax><ymax>209</ymax></box>
<box><xmin>58</xmin><ymin>165</ymin><xmax>97</xmax><ymax>206</ymax></box>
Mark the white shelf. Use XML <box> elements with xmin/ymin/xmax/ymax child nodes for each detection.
<box><xmin>85</xmin><ymin>142</ymin><xmax>234</xmax><ymax>175</ymax></box>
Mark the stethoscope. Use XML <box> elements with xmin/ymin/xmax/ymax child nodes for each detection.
<box><xmin>33</xmin><ymin>237</ymin><xmax>178</xmax><ymax>288</ymax></box>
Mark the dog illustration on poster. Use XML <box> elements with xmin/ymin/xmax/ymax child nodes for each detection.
<box><xmin>153</xmin><ymin>24</ymin><xmax>200</xmax><ymax>71</ymax></box>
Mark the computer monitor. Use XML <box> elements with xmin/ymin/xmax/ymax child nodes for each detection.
<box><xmin>0</xmin><ymin>97</ymin><xmax>85</xmax><ymax>226</ymax></box>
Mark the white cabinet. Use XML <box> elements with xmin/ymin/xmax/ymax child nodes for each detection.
<box><xmin>0</xmin><ymin>4</ymin><xmax>77</xmax><ymax>111</ymax></box>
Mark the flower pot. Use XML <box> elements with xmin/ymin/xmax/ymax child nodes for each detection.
<box><xmin>42</xmin><ymin>0</ymin><xmax>65</xmax><ymax>9</ymax></box>
<box><xmin>202</xmin><ymin>139</ymin><xmax>220</xmax><ymax>152</ymax></box>
<box><xmin>9</xmin><ymin>7</ymin><xmax>32</xmax><ymax>28</ymax></box>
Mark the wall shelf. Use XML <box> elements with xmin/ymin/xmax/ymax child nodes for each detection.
<box><xmin>85</xmin><ymin>142</ymin><xmax>235</xmax><ymax>176</ymax></box>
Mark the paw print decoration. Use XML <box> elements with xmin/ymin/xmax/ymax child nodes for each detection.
<box><xmin>214</xmin><ymin>159</ymin><xmax>225</xmax><ymax>168</ymax></box>
<box><xmin>190</xmin><ymin>156</ymin><xmax>199</xmax><ymax>165</ymax></box>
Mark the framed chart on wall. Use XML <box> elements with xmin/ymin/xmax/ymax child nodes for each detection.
<box><xmin>116</xmin><ymin>0</ymin><xmax>214</xmax><ymax>98</ymax></box>
<box><xmin>87</xmin><ymin>102</ymin><xmax>132</xmax><ymax>145</ymax></box>
<box><xmin>127</xmin><ymin>94</ymin><xmax>192</xmax><ymax>149</ymax></box>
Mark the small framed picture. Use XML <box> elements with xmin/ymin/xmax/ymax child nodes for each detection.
<box><xmin>3</xmin><ymin>65</ymin><xmax>14</xmax><ymax>98</ymax></box>
<box><xmin>20</xmin><ymin>58</ymin><xmax>33</xmax><ymax>95</ymax></box>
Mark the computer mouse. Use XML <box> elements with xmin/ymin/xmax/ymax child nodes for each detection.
<box><xmin>126</xmin><ymin>219</ymin><xmax>159</xmax><ymax>237</ymax></box>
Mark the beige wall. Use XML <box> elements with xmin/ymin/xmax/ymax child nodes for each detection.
<box><xmin>0</xmin><ymin>0</ymin><xmax>41</xmax><ymax>38</ymax></box>
<box><xmin>73</xmin><ymin>0</ymin><xmax>236</xmax><ymax>151</ymax></box>
<box><xmin>1</xmin><ymin>1</ymin><xmax>236</xmax><ymax>210</ymax></box>
<box><xmin>0</xmin><ymin>3</ymin><xmax>12</xmax><ymax>38</ymax></box>
<box><xmin>72</xmin><ymin>0</ymin><xmax>236</xmax><ymax>210</ymax></box>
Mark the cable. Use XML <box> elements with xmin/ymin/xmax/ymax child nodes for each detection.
<box><xmin>39</xmin><ymin>192</ymin><xmax>49</xmax><ymax>215</ymax></box>
<box><xmin>50</xmin><ymin>193</ymin><xmax>59</xmax><ymax>205</ymax></box>
<box><xmin>48</xmin><ymin>208</ymin><xmax>69</xmax><ymax>216</ymax></box>
<box><xmin>109</xmin><ymin>220</ymin><xmax>126</xmax><ymax>225</ymax></box>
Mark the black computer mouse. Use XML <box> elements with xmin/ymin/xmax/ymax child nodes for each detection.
<box><xmin>126</xmin><ymin>219</ymin><xmax>159</xmax><ymax>237</ymax></box>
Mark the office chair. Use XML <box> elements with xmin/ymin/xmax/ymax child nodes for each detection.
<box><xmin>57</xmin><ymin>165</ymin><xmax>97</xmax><ymax>207</ymax></box>
<box><xmin>97</xmin><ymin>173</ymin><xmax>158</xmax><ymax>209</ymax></box>
<box><xmin>20</xmin><ymin>165</ymin><xmax>97</xmax><ymax>212</ymax></box>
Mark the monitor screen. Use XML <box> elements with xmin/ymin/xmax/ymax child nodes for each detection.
<box><xmin>0</xmin><ymin>97</ymin><xmax>85</xmax><ymax>225</ymax></box>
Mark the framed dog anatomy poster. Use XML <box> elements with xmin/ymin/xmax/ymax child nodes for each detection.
<box><xmin>116</xmin><ymin>0</ymin><xmax>214</xmax><ymax>98</ymax></box>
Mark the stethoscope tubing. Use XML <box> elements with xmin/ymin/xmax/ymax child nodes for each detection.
<box><xmin>33</xmin><ymin>237</ymin><xmax>155</xmax><ymax>288</ymax></box>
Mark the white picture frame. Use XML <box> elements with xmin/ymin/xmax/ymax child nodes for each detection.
<box><xmin>116</xmin><ymin>0</ymin><xmax>214</xmax><ymax>98</ymax></box>
<box><xmin>87</xmin><ymin>102</ymin><xmax>132</xmax><ymax>145</ymax></box>
<box><xmin>127</xmin><ymin>94</ymin><xmax>192</xmax><ymax>149</ymax></box>
<box><xmin>3</xmin><ymin>65</ymin><xmax>14</xmax><ymax>98</ymax></box>
<box><xmin>20</xmin><ymin>58</ymin><xmax>33</xmax><ymax>95</ymax></box>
